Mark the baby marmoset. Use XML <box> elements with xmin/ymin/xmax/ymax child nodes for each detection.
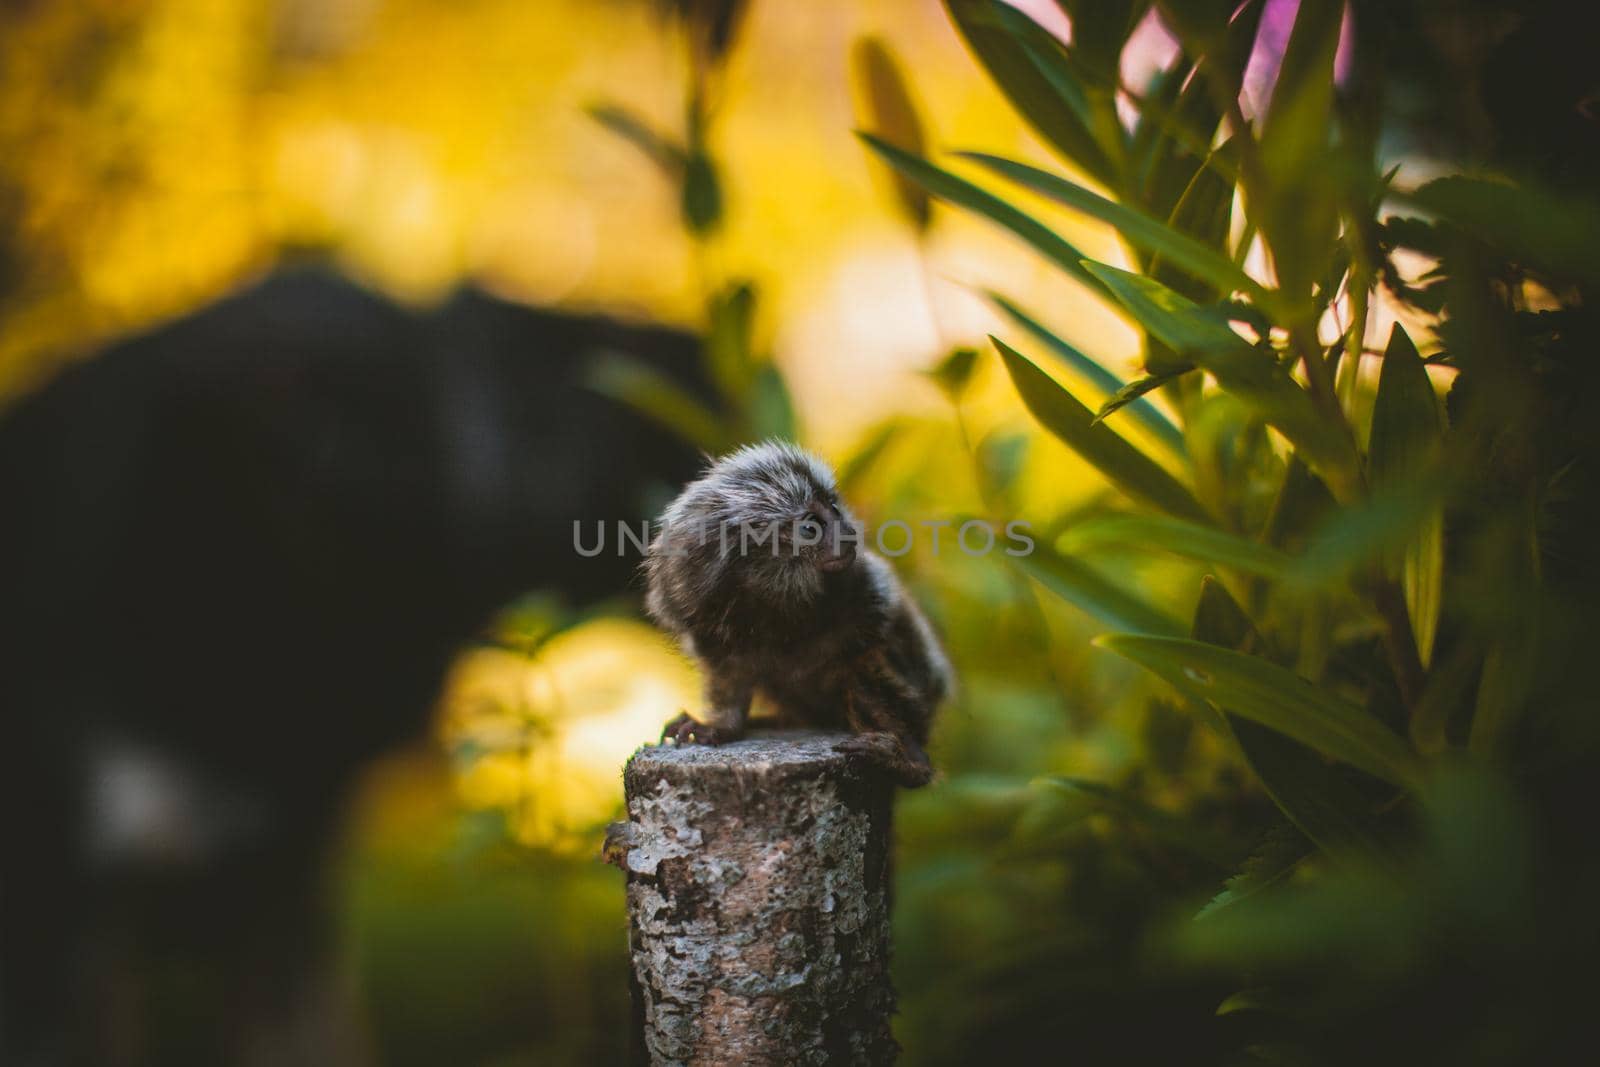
<box><xmin>644</xmin><ymin>441</ymin><xmax>952</xmax><ymax>786</ymax></box>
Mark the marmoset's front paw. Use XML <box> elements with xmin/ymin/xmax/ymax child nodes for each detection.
<box><xmin>660</xmin><ymin>711</ymin><xmax>736</xmax><ymax>746</ymax></box>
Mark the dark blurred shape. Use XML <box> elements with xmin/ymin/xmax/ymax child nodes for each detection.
<box><xmin>0</xmin><ymin>269</ymin><xmax>709</xmax><ymax>1065</ymax></box>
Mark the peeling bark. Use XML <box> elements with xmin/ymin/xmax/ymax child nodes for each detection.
<box><xmin>615</xmin><ymin>732</ymin><xmax>897</xmax><ymax>1066</ymax></box>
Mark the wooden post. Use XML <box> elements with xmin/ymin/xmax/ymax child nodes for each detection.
<box><xmin>609</xmin><ymin>732</ymin><xmax>898</xmax><ymax>1066</ymax></box>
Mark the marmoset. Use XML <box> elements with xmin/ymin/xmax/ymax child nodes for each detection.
<box><xmin>644</xmin><ymin>441</ymin><xmax>952</xmax><ymax>786</ymax></box>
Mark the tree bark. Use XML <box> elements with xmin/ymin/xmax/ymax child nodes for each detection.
<box><xmin>611</xmin><ymin>732</ymin><xmax>897</xmax><ymax>1066</ymax></box>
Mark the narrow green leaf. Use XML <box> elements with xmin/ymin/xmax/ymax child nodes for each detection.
<box><xmin>1153</xmin><ymin>137</ymin><xmax>1240</xmax><ymax>302</ymax></box>
<box><xmin>994</xmin><ymin>337</ymin><xmax>1210</xmax><ymax>522</ymax></box>
<box><xmin>748</xmin><ymin>363</ymin><xmax>796</xmax><ymax>441</ymax></box>
<box><xmin>1093</xmin><ymin>371</ymin><xmax>1186</xmax><ymax>429</ymax></box>
<box><xmin>1095</xmin><ymin>633</ymin><xmax>1423</xmax><ymax>787</ymax></box>
<box><xmin>987</xmin><ymin>1</ymin><xmax>1129</xmax><ymax>178</ymax></box>
<box><xmin>1059</xmin><ymin>514</ymin><xmax>1293</xmax><ymax>579</ymax></box>
<box><xmin>1017</xmin><ymin>545</ymin><xmax>1185</xmax><ymax>635</ymax></box>
<box><xmin>925</xmin><ymin>346</ymin><xmax>979</xmax><ymax>400</ymax></box>
<box><xmin>942</xmin><ymin>0</ymin><xmax>1118</xmax><ymax>186</ymax></box>
<box><xmin>705</xmin><ymin>282</ymin><xmax>756</xmax><ymax>400</ymax></box>
<box><xmin>986</xmin><ymin>291</ymin><xmax>1185</xmax><ymax>452</ymax></box>
<box><xmin>851</xmin><ymin>36</ymin><xmax>932</xmax><ymax>231</ymax></box>
<box><xmin>1368</xmin><ymin>324</ymin><xmax>1444</xmax><ymax>664</ymax></box>
<box><xmin>586</xmin><ymin>352</ymin><xmax>729</xmax><ymax>455</ymax></box>
<box><xmin>858</xmin><ymin>134</ymin><xmax>1108</xmax><ymax>297</ymax></box>
<box><xmin>961</xmin><ymin>152</ymin><xmax>1266</xmax><ymax>306</ymax></box>
<box><xmin>586</xmin><ymin>102</ymin><xmax>685</xmax><ymax>175</ymax></box>
<box><xmin>1082</xmin><ymin>262</ymin><xmax>1356</xmax><ymax>481</ymax></box>
<box><xmin>1191</xmin><ymin>578</ymin><xmax>1398</xmax><ymax>858</ymax></box>
<box><xmin>680</xmin><ymin>149</ymin><xmax>722</xmax><ymax>235</ymax></box>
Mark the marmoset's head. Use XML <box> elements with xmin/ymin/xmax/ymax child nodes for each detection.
<box><xmin>652</xmin><ymin>441</ymin><xmax>860</xmax><ymax>602</ymax></box>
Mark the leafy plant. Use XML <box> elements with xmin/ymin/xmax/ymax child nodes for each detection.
<box><xmin>867</xmin><ymin>0</ymin><xmax>1600</xmax><ymax>1060</ymax></box>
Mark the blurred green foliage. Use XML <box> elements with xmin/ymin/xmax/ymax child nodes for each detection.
<box><xmin>852</xmin><ymin>0</ymin><xmax>1600</xmax><ymax>1062</ymax></box>
<box><xmin>288</xmin><ymin>1</ymin><xmax>1599</xmax><ymax>1063</ymax></box>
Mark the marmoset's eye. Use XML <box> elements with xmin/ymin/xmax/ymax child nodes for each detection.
<box><xmin>799</xmin><ymin>514</ymin><xmax>822</xmax><ymax>538</ymax></box>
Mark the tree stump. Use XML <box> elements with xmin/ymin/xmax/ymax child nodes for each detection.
<box><xmin>610</xmin><ymin>732</ymin><xmax>897</xmax><ymax>1066</ymax></box>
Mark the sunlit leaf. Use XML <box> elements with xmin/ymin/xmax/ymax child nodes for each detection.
<box><xmin>1095</xmin><ymin>632</ymin><xmax>1423</xmax><ymax>787</ymax></box>
<box><xmin>1059</xmin><ymin>514</ymin><xmax>1293</xmax><ymax>579</ymax></box>
<box><xmin>705</xmin><ymin>281</ymin><xmax>756</xmax><ymax>399</ymax></box>
<box><xmin>962</xmin><ymin>152</ymin><xmax>1266</xmax><ymax>306</ymax></box>
<box><xmin>858</xmin><ymin>134</ymin><xmax>1108</xmax><ymax>297</ymax></box>
<box><xmin>986</xmin><ymin>2</ymin><xmax>1128</xmax><ymax>178</ymax></box>
<box><xmin>1083</xmin><ymin>261</ymin><xmax>1356</xmax><ymax>483</ymax></box>
<box><xmin>994</xmin><ymin>337</ymin><xmax>1209</xmax><ymax>522</ymax></box>
<box><xmin>942</xmin><ymin>0</ymin><xmax>1117</xmax><ymax>186</ymax></box>
<box><xmin>585</xmin><ymin>101</ymin><xmax>686</xmax><ymax>175</ymax></box>
<box><xmin>1368</xmin><ymin>323</ymin><xmax>1444</xmax><ymax>665</ymax></box>
<box><xmin>851</xmin><ymin>36</ymin><xmax>931</xmax><ymax>231</ymax></box>
<box><xmin>1092</xmin><ymin>370</ymin><xmax>1186</xmax><ymax>429</ymax></box>
<box><xmin>586</xmin><ymin>351</ymin><xmax>729</xmax><ymax>454</ymax></box>
<box><xmin>748</xmin><ymin>362</ymin><xmax>796</xmax><ymax>440</ymax></box>
<box><xmin>986</xmin><ymin>291</ymin><xmax>1185</xmax><ymax>452</ymax></box>
<box><xmin>1017</xmin><ymin>545</ymin><xmax>1185</xmax><ymax>635</ymax></box>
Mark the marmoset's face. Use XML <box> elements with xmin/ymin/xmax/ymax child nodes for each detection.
<box><xmin>794</xmin><ymin>497</ymin><xmax>856</xmax><ymax>573</ymax></box>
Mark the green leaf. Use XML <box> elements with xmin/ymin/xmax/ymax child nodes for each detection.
<box><xmin>986</xmin><ymin>2</ymin><xmax>1128</xmax><ymax>179</ymax></box>
<box><xmin>1196</xmin><ymin>822</ymin><xmax>1310</xmax><ymax>920</ymax></box>
<box><xmin>942</xmin><ymin>0</ymin><xmax>1118</xmax><ymax>187</ymax></box>
<box><xmin>994</xmin><ymin>337</ymin><xmax>1209</xmax><ymax>522</ymax></box>
<box><xmin>1059</xmin><ymin>514</ymin><xmax>1293</xmax><ymax>579</ymax></box>
<box><xmin>680</xmin><ymin>149</ymin><xmax>722</xmax><ymax>235</ymax></box>
<box><xmin>1289</xmin><ymin>469</ymin><xmax>1448</xmax><ymax>588</ymax></box>
<box><xmin>1255</xmin><ymin>0</ymin><xmax>1342</xmax><ymax>301</ymax></box>
<box><xmin>1409</xmin><ymin>175</ymin><xmax>1600</xmax><ymax>286</ymax></box>
<box><xmin>1092</xmin><ymin>371</ymin><xmax>1186</xmax><ymax>430</ymax></box>
<box><xmin>961</xmin><ymin>152</ymin><xmax>1266</xmax><ymax>307</ymax></box>
<box><xmin>1054</xmin><ymin>0</ymin><xmax>1145</xmax><ymax>86</ymax></box>
<box><xmin>705</xmin><ymin>281</ymin><xmax>756</xmax><ymax>400</ymax></box>
<box><xmin>586</xmin><ymin>352</ymin><xmax>729</xmax><ymax>455</ymax></box>
<box><xmin>851</xmin><ymin>36</ymin><xmax>931</xmax><ymax>231</ymax></box>
<box><xmin>1031</xmin><ymin>775</ymin><xmax>1240</xmax><ymax>867</ymax></box>
<box><xmin>986</xmin><ymin>291</ymin><xmax>1185</xmax><ymax>452</ymax></box>
<box><xmin>1190</xmin><ymin>578</ymin><xmax>1399</xmax><ymax>858</ymax></box>
<box><xmin>1152</xmin><ymin>137</ymin><xmax>1240</xmax><ymax>302</ymax></box>
<box><xmin>1017</xmin><ymin>545</ymin><xmax>1184</xmax><ymax>635</ymax></box>
<box><xmin>926</xmin><ymin>346</ymin><xmax>979</xmax><ymax>400</ymax></box>
<box><xmin>858</xmin><ymin>135</ymin><xmax>1109</xmax><ymax>297</ymax></box>
<box><xmin>586</xmin><ymin>102</ymin><xmax>685</xmax><ymax>175</ymax></box>
<box><xmin>1094</xmin><ymin>632</ymin><xmax>1423</xmax><ymax>787</ymax></box>
<box><xmin>748</xmin><ymin>362</ymin><xmax>796</xmax><ymax>441</ymax></box>
<box><xmin>1368</xmin><ymin>323</ymin><xmax>1444</xmax><ymax>664</ymax></box>
<box><xmin>1082</xmin><ymin>262</ymin><xmax>1356</xmax><ymax>483</ymax></box>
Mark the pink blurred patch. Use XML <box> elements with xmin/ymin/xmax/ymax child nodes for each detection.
<box><xmin>999</xmin><ymin>0</ymin><xmax>1071</xmax><ymax>44</ymax></box>
<box><xmin>1118</xmin><ymin>8</ymin><xmax>1181</xmax><ymax>129</ymax></box>
<box><xmin>1242</xmin><ymin>0</ymin><xmax>1355</xmax><ymax>119</ymax></box>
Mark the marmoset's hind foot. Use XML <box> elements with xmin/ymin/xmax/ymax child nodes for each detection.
<box><xmin>838</xmin><ymin>730</ymin><xmax>935</xmax><ymax>788</ymax></box>
<box><xmin>660</xmin><ymin>712</ymin><xmax>738</xmax><ymax>746</ymax></box>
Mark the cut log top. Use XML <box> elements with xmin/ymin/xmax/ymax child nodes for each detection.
<box><xmin>625</xmin><ymin>731</ymin><xmax>864</xmax><ymax>782</ymax></box>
